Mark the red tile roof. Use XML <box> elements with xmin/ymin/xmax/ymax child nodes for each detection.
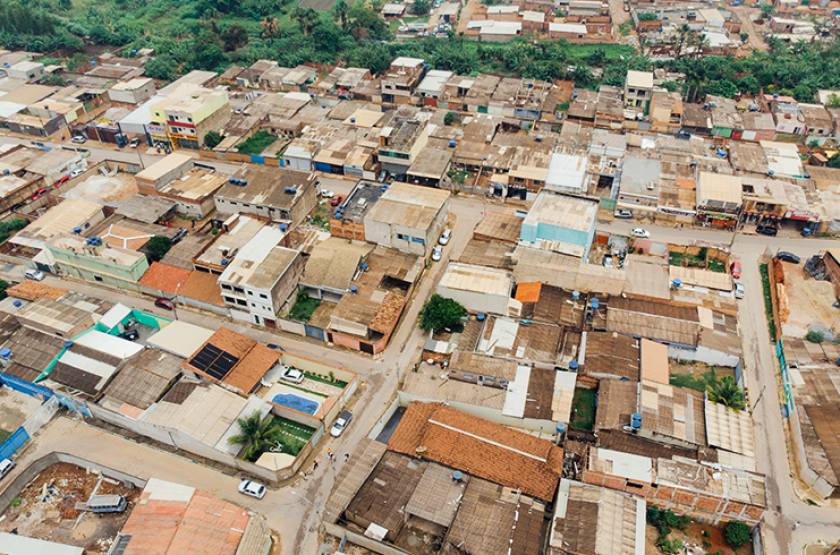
<box><xmin>7</xmin><ymin>281</ymin><xmax>67</xmax><ymax>301</ymax></box>
<box><xmin>179</xmin><ymin>270</ymin><xmax>225</xmax><ymax>307</ymax></box>
<box><xmin>515</xmin><ymin>282</ymin><xmax>542</xmax><ymax>303</ymax></box>
<box><xmin>388</xmin><ymin>401</ymin><xmax>563</xmax><ymax>501</ymax></box>
<box><xmin>121</xmin><ymin>487</ymin><xmax>250</xmax><ymax>555</ymax></box>
<box><xmin>140</xmin><ymin>262</ymin><xmax>193</xmax><ymax>295</ymax></box>
<box><xmin>182</xmin><ymin>327</ymin><xmax>278</xmax><ymax>394</ymax></box>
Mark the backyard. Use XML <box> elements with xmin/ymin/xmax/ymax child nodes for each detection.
<box><xmin>235</xmin><ymin>130</ymin><xmax>277</xmax><ymax>155</ymax></box>
<box><xmin>570</xmin><ymin>388</ymin><xmax>596</xmax><ymax>431</ymax></box>
<box><xmin>289</xmin><ymin>290</ymin><xmax>321</xmax><ymax>322</ymax></box>
<box><xmin>271</xmin><ymin>416</ymin><xmax>316</xmax><ymax>456</ymax></box>
<box><xmin>668</xmin><ymin>247</ymin><xmax>726</xmax><ymax>273</ymax></box>
<box><xmin>669</xmin><ymin>361</ymin><xmax>735</xmax><ymax>393</ymax></box>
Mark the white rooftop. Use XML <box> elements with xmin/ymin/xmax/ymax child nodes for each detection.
<box><xmin>75</xmin><ymin>329</ymin><xmax>144</xmax><ymax>360</ymax></box>
<box><xmin>626</xmin><ymin>70</ymin><xmax>654</xmax><ymax>90</ymax></box>
<box><xmin>146</xmin><ymin>321</ymin><xmax>214</xmax><ymax>358</ymax></box>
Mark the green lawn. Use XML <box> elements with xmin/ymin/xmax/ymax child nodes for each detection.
<box><xmin>570</xmin><ymin>389</ymin><xmax>596</xmax><ymax>431</ymax></box>
<box><xmin>670</xmin><ymin>368</ymin><xmax>720</xmax><ymax>393</ymax></box>
<box><xmin>0</xmin><ymin>429</ymin><xmax>11</xmax><ymax>444</ymax></box>
<box><xmin>707</xmin><ymin>259</ymin><xmax>726</xmax><ymax>273</ymax></box>
<box><xmin>304</xmin><ymin>371</ymin><xmax>348</xmax><ymax>388</ymax></box>
<box><xmin>273</xmin><ymin>416</ymin><xmax>316</xmax><ymax>440</ymax></box>
<box><xmin>289</xmin><ymin>295</ymin><xmax>320</xmax><ymax>322</ymax></box>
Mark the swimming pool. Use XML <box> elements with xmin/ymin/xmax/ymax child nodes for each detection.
<box><xmin>271</xmin><ymin>393</ymin><xmax>321</xmax><ymax>416</ymax></box>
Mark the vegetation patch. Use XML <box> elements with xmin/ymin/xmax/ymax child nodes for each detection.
<box><xmin>236</xmin><ymin>130</ymin><xmax>277</xmax><ymax>155</ymax></box>
<box><xmin>759</xmin><ymin>263</ymin><xmax>777</xmax><ymax>343</ymax></box>
<box><xmin>0</xmin><ymin>428</ymin><xmax>11</xmax><ymax>444</ymax></box>
<box><xmin>304</xmin><ymin>371</ymin><xmax>348</xmax><ymax>388</ymax></box>
<box><xmin>570</xmin><ymin>388</ymin><xmax>596</xmax><ymax>431</ymax></box>
<box><xmin>289</xmin><ymin>289</ymin><xmax>320</xmax><ymax>322</ymax></box>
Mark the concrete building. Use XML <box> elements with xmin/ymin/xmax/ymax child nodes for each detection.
<box><xmin>135</xmin><ymin>152</ymin><xmax>194</xmax><ymax>193</ymax></box>
<box><xmin>7</xmin><ymin>61</ymin><xmax>44</xmax><ymax>82</ymax></box>
<box><xmin>436</xmin><ymin>263</ymin><xmax>513</xmax><ymax>315</ymax></box>
<box><xmin>695</xmin><ymin>172</ymin><xmax>742</xmax><ymax>227</ymax></box>
<box><xmin>519</xmin><ymin>191</ymin><xmax>599</xmax><ymax>259</ymax></box>
<box><xmin>617</xmin><ymin>156</ymin><xmax>661</xmax><ymax>209</ymax></box>
<box><xmin>47</xmin><ymin>234</ymin><xmax>150</xmax><ymax>292</ymax></box>
<box><xmin>108</xmin><ymin>77</ymin><xmax>156</xmax><ymax>106</ymax></box>
<box><xmin>377</xmin><ymin>108</ymin><xmax>431</xmax><ymax>176</ymax></box>
<box><xmin>214</xmin><ymin>166</ymin><xmax>318</xmax><ymax>227</ymax></box>
<box><xmin>380</xmin><ymin>57</ymin><xmax>426</xmax><ymax>104</ymax></box>
<box><xmin>624</xmin><ymin>70</ymin><xmax>654</xmax><ymax>114</ymax></box>
<box><xmin>150</xmin><ymin>84</ymin><xmax>230</xmax><ymax>150</ymax></box>
<box><xmin>218</xmin><ymin>229</ymin><xmax>302</xmax><ymax>327</ymax></box>
<box><xmin>363</xmin><ymin>182</ymin><xmax>450</xmax><ymax>257</ymax></box>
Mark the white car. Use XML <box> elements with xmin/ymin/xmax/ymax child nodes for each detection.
<box><xmin>281</xmin><ymin>367</ymin><xmax>304</xmax><ymax>384</ymax></box>
<box><xmin>439</xmin><ymin>229</ymin><xmax>451</xmax><ymax>245</ymax></box>
<box><xmin>70</xmin><ymin>168</ymin><xmax>84</xmax><ymax>178</ymax></box>
<box><xmin>0</xmin><ymin>458</ymin><xmax>15</xmax><ymax>480</ymax></box>
<box><xmin>330</xmin><ymin>411</ymin><xmax>353</xmax><ymax>437</ymax></box>
<box><xmin>733</xmin><ymin>281</ymin><xmax>745</xmax><ymax>299</ymax></box>
<box><xmin>630</xmin><ymin>228</ymin><xmax>650</xmax><ymax>239</ymax></box>
<box><xmin>431</xmin><ymin>245</ymin><xmax>443</xmax><ymax>261</ymax></box>
<box><xmin>320</xmin><ymin>189</ymin><xmax>334</xmax><ymax>198</ymax></box>
<box><xmin>24</xmin><ymin>269</ymin><xmax>45</xmax><ymax>281</ymax></box>
<box><xmin>238</xmin><ymin>480</ymin><xmax>266</xmax><ymax>499</ymax></box>
<box><xmin>71</xmin><ymin>135</ymin><xmax>86</xmax><ymax>144</ymax></box>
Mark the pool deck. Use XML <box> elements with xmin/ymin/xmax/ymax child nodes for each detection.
<box><xmin>264</xmin><ymin>382</ymin><xmax>336</xmax><ymax>421</ymax></box>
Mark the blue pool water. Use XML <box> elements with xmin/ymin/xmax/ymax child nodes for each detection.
<box><xmin>271</xmin><ymin>393</ymin><xmax>321</xmax><ymax>415</ymax></box>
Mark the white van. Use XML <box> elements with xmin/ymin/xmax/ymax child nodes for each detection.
<box><xmin>87</xmin><ymin>494</ymin><xmax>128</xmax><ymax>514</ymax></box>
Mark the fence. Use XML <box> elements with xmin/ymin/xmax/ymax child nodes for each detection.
<box><xmin>0</xmin><ymin>395</ymin><xmax>59</xmax><ymax>460</ymax></box>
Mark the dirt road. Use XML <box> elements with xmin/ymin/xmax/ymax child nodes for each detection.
<box><xmin>729</xmin><ymin>4</ymin><xmax>769</xmax><ymax>54</ymax></box>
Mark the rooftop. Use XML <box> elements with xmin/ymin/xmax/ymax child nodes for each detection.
<box><xmin>218</xmin><ymin>230</ymin><xmax>297</xmax><ymax>291</ymax></box>
<box><xmin>580</xmin><ymin>331</ymin><xmax>640</xmax><ymax>381</ymax></box>
<box><xmin>301</xmin><ymin>237</ymin><xmax>373</xmax><ymax>292</ymax></box>
<box><xmin>697</xmin><ymin>172</ymin><xmax>742</xmax><ymax>205</ymax></box>
<box><xmin>139</xmin><ymin>263</ymin><xmax>193</xmax><ymax>295</ymax></box>
<box><xmin>438</xmin><ymin>262</ymin><xmax>512</xmax><ymax>296</ymax></box>
<box><xmin>102</xmin><ymin>348</ymin><xmax>183</xmax><ymax>410</ymax></box>
<box><xmin>365</xmin><ymin>182</ymin><xmax>449</xmax><ymax>230</ymax></box>
<box><xmin>606</xmin><ymin>297</ymin><xmax>700</xmax><ymax>347</ymax></box>
<box><xmin>640</xmin><ymin>381</ymin><xmax>707</xmax><ymax>446</ymax></box>
<box><xmin>219</xmin><ymin>166</ymin><xmax>316</xmax><ymax>210</ymax></box>
<box><xmin>387</xmin><ymin>401</ymin><xmax>564</xmax><ymax>500</ymax></box>
<box><xmin>160</xmin><ymin>168</ymin><xmax>227</xmax><ymax>201</ymax></box>
<box><xmin>626</xmin><ymin>70</ymin><xmax>654</xmax><ymax>89</ymax></box>
<box><xmin>135</xmin><ymin>153</ymin><xmax>193</xmax><ymax>183</ymax></box>
<box><xmin>196</xmin><ymin>214</ymin><xmax>267</xmax><ymax>267</ymax></box>
<box><xmin>182</xmin><ymin>327</ymin><xmax>279</xmax><ymax>394</ymax></box>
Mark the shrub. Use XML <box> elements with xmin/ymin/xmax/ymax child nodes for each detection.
<box><xmin>444</xmin><ymin>112</ymin><xmax>454</xmax><ymax>126</ymax></box>
<box><xmin>145</xmin><ymin>235</ymin><xmax>173</xmax><ymax>261</ymax></box>
<box><xmin>419</xmin><ymin>294</ymin><xmax>467</xmax><ymax>331</ymax></box>
<box><xmin>725</xmin><ymin>521</ymin><xmax>751</xmax><ymax>548</ymax></box>
<box><xmin>806</xmin><ymin>330</ymin><xmax>824</xmax><ymax>343</ymax></box>
<box><xmin>10</xmin><ymin>498</ymin><xmax>20</xmax><ymax>507</ymax></box>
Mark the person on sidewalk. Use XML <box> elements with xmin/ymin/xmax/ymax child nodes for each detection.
<box><xmin>344</xmin><ymin>453</ymin><xmax>349</xmax><ymax>462</ymax></box>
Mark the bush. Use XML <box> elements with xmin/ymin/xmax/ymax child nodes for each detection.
<box><xmin>444</xmin><ymin>112</ymin><xmax>454</xmax><ymax>126</ymax></box>
<box><xmin>419</xmin><ymin>294</ymin><xmax>466</xmax><ymax>331</ymax></box>
<box><xmin>725</xmin><ymin>521</ymin><xmax>751</xmax><ymax>548</ymax></box>
<box><xmin>806</xmin><ymin>330</ymin><xmax>825</xmax><ymax>343</ymax></box>
<box><xmin>145</xmin><ymin>235</ymin><xmax>173</xmax><ymax>261</ymax></box>
<box><xmin>204</xmin><ymin>130</ymin><xmax>222</xmax><ymax>149</ymax></box>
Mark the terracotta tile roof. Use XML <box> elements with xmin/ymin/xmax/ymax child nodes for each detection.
<box><xmin>387</xmin><ymin>402</ymin><xmax>563</xmax><ymax>501</ymax></box>
<box><xmin>140</xmin><ymin>262</ymin><xmax>193</xmax><ymax>295</ymax></box>
<box><xmin>369</xmin><ymin>292</ymin><xmax>405</xmax><ymax>335</ymax></box>
<box><xmin>179</xmin><ymin>270</ymin><xmax>225</xmax><ymax>307</ymax></box>
<box><xmin>6</xmin><ymin>281</ymin><xmax>67</xmax><ymax>301</ymax></box>
<box><xmin>122</xmin><ymin>485</ymin><xmax>250</xmax><ymax>555</ymax></box>
<box><xmin>514</xmin><ymin>282</ymin><xmax>542</xmax><ymax>303</ymax></box>
<box><xmin>182</xmin><ymin>327</ymin><xmax>278</xmax><ymax>395</ymax></box>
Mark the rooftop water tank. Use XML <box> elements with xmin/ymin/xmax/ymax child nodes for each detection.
<box><xmin>453</xmin><ymin>470</ymin><xmax>463</xmax><ymax>482</ymax></box>
<box><xmin>449</xmin><ymin>140</ymin><xmax>456</xmax><ymax>148</ymax></box>
<box><xmin>0</xmin><ymin>349</ymin><xmax>10</xmax><ymax>359</ymax></box>
<box><xmin>804</xmin><ymin>173</ymin><xmax>810</xmax><ymax>179</ymax></box>
<box><xmin>131</xmin><ymin>49</ymin><xmax>137</xmax><ymax>55</ymax></box>
<box><xmin>73</xmin><ymin>227</ymin><xmax>82</xmax><ymax>234</ymax></box>
<box><xmin>2</xmin><ymin>169</ymin><xmax>8</xmax><ymax>175</ymax></box>
<box><xmin>221</xmin><ymin>259</ymin><xmax>228</xmax><ymax>265</ymax></box>
<box><xmin>631</xmin><ymin>412</ymin><xmax>642</xmax><ymax>430</ymax></box>
<box><xmin>350</xmin><ymin>286</ymin><xmax>357</xmax><ymax>293</ymax></box>
<box><xmin>572</xmin><ymin>290</ymin><xmax>579</xmax><ymax>299</ymax></box>
<box><xmin>673</xmin><ymin>278</ymin><xmax>682</xmax><ymax>288</ymax></box>
<box><xmin>572</xmin><ymin>93</ymin><xmax>578</xmax><ymax>99</ymax></box>
<box><xmin>64</xmin><ymin>341</ymin><xmax>73</xmax><ymax>349</ymax></box>
<box><xmin>279</xmin><ymin>223</ymin><xmax>288</xmax><ymax>231</ymax></box>
<box><xmin>569</xmin><ymin>360</ymin><xmax>579</xmax><ymax>371</ymax></box>
<box><xmin>476</xmin><ymin>314</ymin><xmax>486</xmax><ymax>321</ymax></box>
<box><xmin>289</xmin><ymin>187</ymin><xmax>297</xmax><ymax>194</ymax></box>
<box><xmin>12</xmin><ymin>300</ymin><xmax>21</xmax><ymax>308</ymax></box>
<box><xmin>590</xmin><ymin>297</ymin><xmax>599</xmax><ymax>309</ymax></box>
<box><xmin>351</xmin><ymin>118</ymin><xmax>356</xmax><ymax>123</ymax></box>
<box><xmin>556</xmin><ymin>422</ymin><xmax>567</xmax><ymax>434</ymax></box>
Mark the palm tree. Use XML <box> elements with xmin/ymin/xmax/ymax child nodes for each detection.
<box><xmin>334</xmin><ymin>0</ymin><xmax>348</xmax><ymax>29</ymax></box>
<box><xmin>227</xmin><ymin>411</ymin><xmax>284</xmax><ymax>461</ymax></box>
<box><xmin>707</xmin><ymin>376</ymin><xmax>746</xmax><ymax>411</ymax></box>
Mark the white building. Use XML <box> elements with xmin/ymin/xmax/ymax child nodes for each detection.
<box><xmin>364</xmin><ymin>182</ymin><xmax>450</xmax><ymax>257</ymax></box>
<box><xmin>436</xmin><ymin>262</ymin><xmax>512</xmax><ymax>316</ymax></box>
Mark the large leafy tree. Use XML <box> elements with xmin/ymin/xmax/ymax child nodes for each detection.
<box><xmin>227</xmin><ymin>412</ymin><xmax>283</xmax><ymax>461</ymax></box>
<box><xmin>419</xmin><ymin>294</ymin><xmax>466</xmax><ymax>331</ymax></box>
<box><xmin>145</xmin><ymin>236</ymin><xmax>173</xmax><ymax>262</ymax></box>
<box><xmin>707</xmin><ymin>376</ymin><xmax>746</xmax><ymax>411</ymax></box>
<box><xmin>725</xmin><ymin>521</ymin><xmax>751</xmax><ymax>547</ymax></box>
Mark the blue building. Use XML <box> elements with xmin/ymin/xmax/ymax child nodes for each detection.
<box><xmin>519</xmin><ymin>191</ymin><xmax>599</xmax><ymax>260</ymax></box>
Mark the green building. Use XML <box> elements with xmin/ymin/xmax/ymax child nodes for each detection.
<box><xmin>46</xmin><ymin>234</ymin><xmax>150</xmax><ymax>291</ymax></box>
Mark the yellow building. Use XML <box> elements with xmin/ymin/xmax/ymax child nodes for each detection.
<box><xmin>150</xmin><ymin>84</ymin><xmax>230</xmax><ymax>150</ymax></box>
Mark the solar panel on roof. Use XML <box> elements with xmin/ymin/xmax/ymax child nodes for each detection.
<box><xmin>188</xmin><ymin>343</ymin><xmax>240</xmax><ymax>381</ymax></box>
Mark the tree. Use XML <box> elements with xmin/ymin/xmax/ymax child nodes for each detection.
<box><xmin>660</xmin><ymin>80</ymin><xmax>680</xmax><ymax>92</ymax></box>
<box><xmin>418</xmin><ymin>294</ymin><xmax>466</xmax><ymax>331</ymax></box>
<box><xmin>806</xmin><ymin>330</ymin><xmax>825</xmax><ymax>343</ymax></box>
<box><xmin>705</xmin><ymin>79</ymin><xmax>738</xmax><ymax>98</ymax></box>
<box><xmin>334</xmin><ymin>0</ymin><xmax>349</xmax><ymax>28</ymax></box>
<box><xmin>204</xmin><ymin>130</ymin><xmax>223</xmax><ymax>149</ymax></box>
<box><xmin>827</xmin><ymin>93</ymin><xmax>840</xmax><ymax>108</ymax></box>
<box><xmin>725</xmin><ymin>521</ymin><xmax>751</xmax><ymax>548</ymax></box>
<box><xmin>738</xmin><ymin>76</ymin><xmax>760</xmax><ymax>95</ymax></box>
<box><xmin>759</xmin><ymin>2</ymin><xmax>776</xmax><ymax>19</ymax></box>
<box><xmin>221</xmin><ymin>23</ymin><xmax>249</xmax><ymax>52</ymax></box>
<box><xmin>707</xmin><ymin>376</ymin><xmax>746</xmax><ymax>411</ymax></box>
<box><xmin>146</xmin><ymin>235</ymin><xmax>173</xmax><ymax>261</ymax></box>
<box><xmin>145</xmin><ymin>55</ymin><xmax>178</xmax><ymax>81</ymax></box>
<box><xmin>0</xmin><ymin>280</ymin><xmax>8</xmax><ymax>301</ymax></box>
<box><xmin>444</xmin><ymin>112</ymin><xmax>454</xmax><ymax>125</ymax></box>
<box><xmin>412</xmin><ymin>0</ymin><xmax>431</xmax><ymax>14</ymax></box>
<box><xmin>227</xmin><ymin>411</ymin><xmax>283</xmax><ymax>461</ymax></box>
<box><xmin>830</xmin><ymin>152</ymin><xmax>840</xmax><ymax>168</ymax></box>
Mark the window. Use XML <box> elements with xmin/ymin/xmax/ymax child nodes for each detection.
<box><xmin>236</xmin><ymin>299</ymin><xmax>247</xmax><ymax>306</ymax></box>
<box><xmin>221</xmin><ymin>284</ymin><xmax>232</xmax><ymax>290</ymax></box>
<box><xmin>410</xmin><ymin>236</ymin><xmax>425</xmax><ymax>244</ymax></box>
<box><xmin>243</xmin><ymin>204</ymin><xmax>250</xmax><ymax>208</ymax></box>
<box><xmin>247</xmin><ymin>290</ymin><xmax>253</xmax><ymax>296</ymax></box>
<box><xmin>260</xmin><ymin>293</ymin><xmax>268</xmax><ymax>299</ymax></box>
<box><xmin>224</xmin><ymin>296</ymin><xmax>236</xmax><ymax>304</ymax></box>
<box><xmin>533</xmin><ymin>180</ymin><xmax>541</xmax><ymax>186</ymax></box>
<box><xmin>396</xmin><ymin>233</ymin><xmax>409</xmax><ymax>241</ymax></box>
<box><xmin>94</xmin><ymin>275</ymin><xmax>103</xmax><ymax>282</ymax></box>
<box><xmin>499</xmin><ymin>380</ymin><xmax>510</xmax><ymax>388</ymax></box>
<box><xmin>251</xmin><ymin>302</ymin><xmax>256</xmax><ymax>307</ymax></box>
<box><xmin>463</xmin><ymin>373</ymin><xmax>474</xmax><ymax>380</ymax></box>
<box><xmin>234</xmin><ymin>287</ymin><xmax>245</xmax><ymax>293</ymax></box>
<box><xmin>628</xmin><ymin>88</ymin><xmax>635</xmax><ymax>94</ymax></box>
<box><xmin>483</xmin><ymin>376</ymin><xmax>495</xmax><ymax>384</ymax></box>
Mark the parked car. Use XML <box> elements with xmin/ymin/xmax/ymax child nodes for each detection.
<box><xmin>777</xmin><ymin>251</ymin><xmax>801</xmax><ymax>264</ymax></box>
<box><xmin>320</xmin><ymin>189</ymin><xmax>335</xmax><ymax>198</ymax></box>
<box><xmin>267</xmin><ymin>343</ymin><xmax>285</xmax><ymax>351</ymax></box>
<box><xmin>71</xmin><ymin>135</ymin><xmax>86</xmax><ymax>144</ymax></box>
<box><xmin>24</xmin><ymin>269</ymin><xmax>45</xmax><ymax>281</ymax></box>
<box><xmin>432</xmin><ymin>245</ymin><xmax>443</xmax><ymax>261</ymax></box>
<box><xmin>439</xmin><ymin>229</ymin><xmax>451</xmax><ymax>245</ymax></box>
<box><xmin>730</xmin><ymin>261</ymin><xmax>741</xmax><ymax>278</ymax></box>
<box><xmin>330</xmin><ymin>411</ymin><xmax>353</xmax><ymax>437</ymax></box>
<box><xmin>121</xmin><ymin>329</ymin><xmax>139</xmax><ymax>341</ymax></box>
<box><xmin>756</xmin><ymin>223</ymin><xmax>778</xmax><ymax>237</ymax></box>
<box><xmin>70</xmin><ymin>168</ymin><xmax>84</xmax><ymax>178</ymax></box>
<box><xmin>30</xmin><ymin>188</ymin><xmax>47</xmax><ymax>199</ymax></box>
<box><xmin>0</xmin><ymin>458</ymin><xmax>15</xmax><ymax>480</ymax></box>
<box><xmin>281</xmin><ymin>367</ymin><xmax>304</xmax><ymax>384</ymax></box>
<box><xmin>129</xmin><ymin>138</ymin><xmax>140</xmax><ymax>148</ymax></box>
<box><xmin>614</xmin><ymin>209</ymin><xmax>633</xmax><ymax>219</ymax></box>
<box><xmin>330</xmin><ymin>195</ymin><xmax>343</xmax><ymax>207</ymax></box>
<box><xmin>733</xmin><ymin>281</ymin><xmax>745</xmax><ymax>299</ymax></box>
<box><xmin>238</xmin><ymin>480</ymin><xmax>266</xmax><ymax>499</ymax></box>
<box><xmin>630</xmin><ymin>228</ymin><xmax>650</xmax><ymax>239</ymax></box>
<box><xmin>602</xmin><ymin>254</ymin><xmax>614</xmax><ymax>268</ymax></box>
<box><xmin>155</xmin><ymin>297</ymin><xmax>174</xmax><ymax>310</ymax></box>
<box><xmin>55</xmin><ymin>176</ymin><xmax>70</xmax><ymax>186</ymax></box>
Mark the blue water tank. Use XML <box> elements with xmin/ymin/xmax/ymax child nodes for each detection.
<box><xmin>310</xmin><ymin>93</ymin><xmax>314</xmax><ymax>98</ymax></box>
<box><xmin>289</xmin><ymin>188</ymin><xmax>297</xmax><ymax>194</ymax></box>
<box><xmin>351</xmin><ymin>118</ymin><xmax>356</xmax><ymax>123</ymax></box>
<box><xmin>690</xmin><ymin>161</ymin><xmax>697</xmax><ymax>167</ymax></box>
<box><xmin>221</xmin><ymin>259</ymin><xmax>228</xmax><ymax>265</ymax></box>
<box><xmin>556</xmin><ymin>422</ymin><xmax>567</xmax><ymax>434</ymax></box>
<box><xmin>229</xmin><ymin>177</ymin><xmax>236</xmax><ymax>183</ymax></box>
<box><xmin>572</xmin><ymin>290</ymin><xmax>579</xmax><ymax>299</ymax></box>
<box><xmin>590</xmin><ymin>297</ymin><xmax>599</xmax><ymax>309</ymax></box>
<box><xmin>572</xmin><ymin>93</ymin><xmax>578</xmax><ymax>99</ymax></box>
<box><xmin>476</xmin><ymin>314</ymin><xmax>486</xmax><ymax>321</ymax></box>
<box><xmin>453</xmin><ymin>470</ymin><xmax>463</xmax><ymax>481</ymax></box>
<box><xmin>0</xmin><ymin>349</ymin><xmax>10</xmax><ymax>359</ymax></box>
<box><xmin>91</xmin><ymin>61</ymin><xmax>96</xmax><ymax>66</ymax></box>
<box><xmin>768</xmin><ymin>170</ymin><xmax>775</xmax><ymax>176</ymax></box>
<box><xmin>449</xmin><ymin>140</ymin><xmax>456</xmax><ymax>148</ymax></box>
<box><xmin>321</xmin><ymin>105</ymin><xmax>326</xmax><ymax>109</ymax></box>
<box><xmin>279</xmin><ymin>223</ymin><xmax>288</xmax><ymax>231</ymax></box>
<box><xmin>773</xmin><ymin>93</ymin><xmax>779</xmax><ymax>99</ymax></box>
<box><xmin>804</xmin><ymin>173</ymin><xmax>810</xmax><ymax>179</ymax></box>
<box><xmin>717</xmin><ymin>149</ymin><xmax>727</xmax><ymax>157</ymax></box>
<box><xmin>527</xmin><ymin>83</ymin><xmax>533</xmax><ymax>88</ymax></box>
<box><xmin>569</xmin><ymin>360</ymin><xmax>579</xmax><ymax>371</ymax></box>
<box><xmin>361</xmin><ymin>263</ymin><xmax>368</xmax><ymax>270</ymax></box>
<box><xmin>2</xmin><ymin>169</ymin><xmax>8</xmax><ymax>175</ymax></box>
<box><xmin>350</xmin><ymin>286</ymin><xmax>357</xmax><ymax>293</ymax></box>
<box><xmin>631</xmin><ymin>412</ymin><xmax>642</xmax><ymax>430</ymax></box>
<box><xmin>241</xmin><ymin>179</ymin><xmax>247</xmax><ymax>186</ymax></box>
<box><xmin>73</xmin><ymin>227</ymin><xmax>82</xmax><ymax>234</ymax></box>
<box><xmin>673</xmin><ymin>278</ymin><xmax>682</xmax><ymax>288</ymax></box>
<box><xmin>64</xmin><ymin>341</ymin><xmax>73</xmax><ymax>349</ymax></box>
<box><xmin>12</xmin><ymin>300</ymin><xmax>21</xmax><ymax>308</ymax></box>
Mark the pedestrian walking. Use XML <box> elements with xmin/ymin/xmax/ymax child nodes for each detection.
<box><xmin>344</xmin><ymin>453</ymin><xmax>349</xmax><ymax>462</ymax></box>
<box><xmin>327</xmin><ymin>448</ymin><xmax>332</xmax><ymax>459</ymax></box>
<box><xmin>313</xmin><ymin>460</ymin><xmax>319</xmax><ymax>470</ymax></box>
<box><xmin>303</xmin><ymin>472</ymin><xmax>308</xmax><ymax>481</ymax></box>
<box><xmin>793</xmin><ymin>522</ymin><xmax>800</xmax><ymax>530</ymax></box>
